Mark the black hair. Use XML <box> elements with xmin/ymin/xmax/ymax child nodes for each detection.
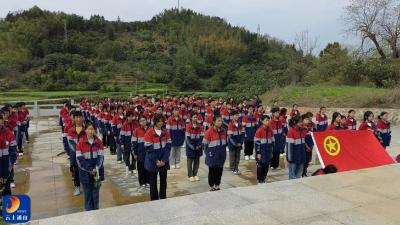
<box><xmin>348</xmin><ymin>109</ymin><xmax>355</xmax><ymax>114</ymax></box>
<box><xmin>377</xmin><ymin>112</ymin><xmax>388</xmax><ymax>120</ymax></box>
<box><xmin>138</xmin><ymin>115</ymin><xmax>147</xmax><ymax>121</ymax></box>
<box><xmin>85</xmin><ymin>121</ymin><xmax>96</xmax><ymax>130</ymax></box>
<box><xmin>153</xmin><ymin>114</ymin><xmax>165</xmax><ymax>124</ymax></box>
<box><xmin>320</xmin><ymin>106</ymin><xmax>326</xmax><ymax>110</ymax></box>
<box><xmin>271</xmin><ymin>107</ymin><xmax>280</xmax><ymax>114</ymax></box>
<box><xmin>306</xmin><ymin>112</ymin><xmax>314</xmax><ymax>118</ymax></box>
<box><xmin>289</xmin><ymin>117</ymin><xmax>300</xmax><ymax>127</ymax></box>
<box><xmin>260</xmin><ymin>115</ymin><xmax>271</xmax><ymax>122</ymax></box>
<box><xmin>292</xmin><ymin>104</ymin><xmax>298</xmax><ymax>107</ymax></box>
<box><xmin>363</xmin><ymin>111</ymin><xmax>374</xmax><ymax>122</ymax></box>
<box><xmin>323</xmin><ymin>165</ymin><xmax>338</xmax><ymax>174</ymax></box>
<box><xmin>212</xmin><ymin>114</ymin><xmax>222</xmax><ymax>124</ymax></box>
<box><xmin>301</xmin><ymin>114</ymin><xmax>309</xmax><ymax>122</ymax></box>
<box><xmin>126</xmin><ymin>111</ymin><xmax>134</xmax><ymax>117</ymax></box>
<box><xmin>280</xmin><ymin>108</ymin><xmax>287</xmax><ymax>116</ymax></box>
<box><xmin>73</xmin><ymin>111</ymin><xmax>83</xmax><ymax>118</ymax></box>
<box><xmin>331</xmin><ymin>112</ymin><xmax>341</xmax><ymax>125</ymax></box>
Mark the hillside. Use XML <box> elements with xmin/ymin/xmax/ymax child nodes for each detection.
<box><xmin>0</xmin><ymin>6</ymin><xmax>304</xmax><ymax>97</ymax></box>
<box><xmin>262</xmin><ymin>86</ymin><xmax>400</xmax><ymax>108</ymax></box>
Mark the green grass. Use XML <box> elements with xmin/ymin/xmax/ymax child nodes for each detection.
<box><xmin>262</xmin><ymin>85</ymin><xmax>399</xmax><ymax>108</ymax></box>
<box><xmin>0</xmin><ymin>88</ymin><xmax>227</xmax><ymax>103</ymax></box>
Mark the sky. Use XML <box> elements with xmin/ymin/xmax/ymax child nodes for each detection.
<box><xmin>0</xmin><ymin>0</ymin><xmax>358</xmax><ymax>51</ymax></box>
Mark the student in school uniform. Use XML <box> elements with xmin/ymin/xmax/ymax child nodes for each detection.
<box><xmin>254</xmin><ymin>115</ymin><xmax>274</xmax><ymax>183</ymax></box>
<box><xmin>76</xmin><ymin>122</ymin><xmax>104</xmax><ymax>211</ymax></box>
<box><xmin>144</xmin><ymin>114</ymin><xmax>171</xmax><ymax>201</ymax></box>
<box><xmin>0</xmin><ymin>114</ymin><xmax>17</xmax><ymax>197</ymax></box>
<box><xmin>111</xmin><ymin>105</ymin><xmax>125</xmax><ymax>163</ymax></box>
<box><xmin>289</xmin><ymin>104</ymin><xmax>300</xmax><ymax>119</ymax></box>
<box><xmin>227</xmin><ymin>110</ymin><xmax>245</xmax><ymax>175</ymax></box>
<box><xmin>166</xmin><ymin>107</ymin><xmax>186</xmax><ymax>169</ymax></box>
<box><xmin>203</xmin><ymin>115</ymin><xmax>227</xmax><ymax>191</ymax></box>
<box><xmin>185</xmin><ymin>113</ymin><xmax>204</xmax><ymax>182</ymax></box>
<box><xmin>359</xmin><ymin>111</ymin><xmax>384</xmax><ymax>145</ymax></box>
<box><xmin>242</xmin><ymin>106</ymin><xmax>258</xmax><ymax>161</ymax></box>
<box><xmin>132</xmin><ymin>116</ymin><xmax>149</xmax><ymax>189</ymax></box>
<box><xmin>302</xmin><ymin>114</ymin><xmax>315</xmax><ymax>177</ymax></box>
<box><xmin>286</xmin><ymin>117</ymin><xmax>307</xmax><ymax>179</ymax></box>
<box><xmin>120</xmin><ymin>111</ymin><xmax>139</xmax><ymax>177</ymax></box>
<box><xmin>67</xmin><ymin>111</ymin><xmax>86</xmax><ymax>196</ymax></box>
<box><xmin>314</xmin><ymin>106</ymin><xmax>328</xmax><ymax>132</ymax></box>
<box><xmin>346</xmin><ymin>109</ymin><xmax>357</xmax><ymax>130</ymax></box>
<box><xmin>340</xmin><ymin>115</ymin><xmax>349</xmax><ymax>130</ymax></box>
<box><xmin>269</xmin><ymin>107</ymin><xmax>284</xmax><ymax>169</ymax></box>
<box><xmin>376</xmin><ymin>112</ymin><xmax>391</xmax><ymax>149</ymax></box>
<box><xmin>327</xmin><ymin>112</ymin><xmax>343</xmax><ymax>130</ymax></box>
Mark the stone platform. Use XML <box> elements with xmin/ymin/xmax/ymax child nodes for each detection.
<box><xmin>32</xmin><ymin>164</ymin><xmax>400</xmax><ymax>225</ymax></box>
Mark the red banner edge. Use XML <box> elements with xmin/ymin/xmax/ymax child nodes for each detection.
<box><xmin>311</xmin><ymin>132</ymin><xmax>326</xmax><ymax>168</ymax></box>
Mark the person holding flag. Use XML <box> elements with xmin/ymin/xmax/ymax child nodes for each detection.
<box><xmin>286</xmin><ymin>117</ymin><xmax>307</xmax><ymax>179</ymax></box>
<box><xmin>376</xmin><ymin>112</ymin><xmax>391</xmax><ymax>149</ymax></box>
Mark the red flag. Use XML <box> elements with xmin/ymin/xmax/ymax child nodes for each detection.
<box><xmin>311</xmin><ymin>130</ymin><xmax>395</xmax><ymax>172</ymax></box>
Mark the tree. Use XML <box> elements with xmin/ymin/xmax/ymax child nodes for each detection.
<box><xmin>343</xmin><ymin>0</ymin><xmax>400</xmax><ymax>59</ymax></box>
<box><xmin>294</xmin><ymin>30</ymin><xmax>319</xmax><ymax>56</ymax></box>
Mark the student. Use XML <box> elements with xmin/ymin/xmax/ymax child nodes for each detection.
<box><xmin>1</xmin><ymin>108</ymin><xmax>18</xmax><ymax>189</ymax></box>
<box><xmin>242</xmin><ymin>106</ymin><xmax>258</xmax><ymax>161</ymax></box>
<box><xmin>120</xmin><ymin>111</ymin><xmax>138</xmax><ymax>177</ymax></box>
<box><xmin>279</xmin><ymin>108</ymin><xmax>288</xmax><ymax>153</ymax></box>
<box><xmin>67</xmin><ymin>111</ymin><xmax>86</xmax><ymax>196</ymax></box>
<box><xmin>76</xmin><ymin>122</ymin><xmax>104</xmax><ymax>211</ymax></box>
<box><xmin>340</xmin><ymin>115</ymin><xmax>349</xmax><ymax>130</ymax></box>
<box><xmin>203</xmin><ymin>115</ymin><xmax>227</xmax><ymax>191</ymax></box>
<box><xmin>132</xmin><ymin>116</ymin><xmax>149</xmax><ymax>189</ymax></box>
<box><xmin>289</xmin><ymin>104</ymin><xmax>300</xmax><ymax>119</ymax></box>
<box><xmin>185</xmin><ymin>113</ymin><xmax>204</xmax><ymax>182</ymax></box>
<box><xmin>327</xmin><ymin>112</ymin><xmax>342</xmax><ymax>130</ymax></box>
<box><xmin>111</xmin><ymin>105</ymin><xmax>125</xmax><ymax>163</ymax></box>
<box><xmin>376</xmin><ymin>112</ymin><xmax>391</xmax><ymax>149</ymax></box>
<box><xmin>107</xmin><ymin>105</ymin><xmax>116</xmax><ymax>155</ymax></box>
<box><xmin>286</xmin><ymin>117</ymin><xmax>307</xmax><ymax>179</ymax></box>
<box><xmin>312</xmin><ymin>165</ymin><xmax>338</xmax><ymax>176</ymax></box>
<box><xmin>227</xmin><ymin>111</ymin><xmax>245</xmax><ymax>175</ymax></box>
<box><xmin>314</xmin><ymin>106</ymin><xmax>328</xmax><ymax>132</ymax></box>
<box><xmin>166</xmin><ymin>107</ymin><xmax>186</xmax><ymax>169</ymax></box>
<box><xmin>221</xmin><ymin>104</ymin><xmax>232</xmax><ymax>129</ymax></box>
<box><xmin>346</xmin><ymin>109</ymin><xmax>357</xmax><ymax>130</ymax></box>
<box><xmin>254</xmin><ymin>115</ymin><xmax>274</xmax><ymax>183</ymax></box>
<box><xmin>269</xmin><ymin>107</ymin><xmax>284</xmax><ymax>169</ymax></box>
<box><xmin>302</xmin><ymin>114</ymin><xmax>315</xmax><ymax>177</ymax></box>
<box><xmin>0</xmin><ymin>115</ymin><xmax>17</xmax><ymax>197</ymax></box>
<box><xmin>359</xmin><ymin>111</ymin><xmax>384</xmax><ymax>145</ymax></box>
<box><xmin>144</xmin><ymin>114</ymin><xmax>171</xmax><ymax>201</ymax></box>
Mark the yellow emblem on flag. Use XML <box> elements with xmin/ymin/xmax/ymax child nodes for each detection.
<box><xmin>323</xmin><ymin>136</ymin><xmax>341</xmax><ymax>156</ymax></box>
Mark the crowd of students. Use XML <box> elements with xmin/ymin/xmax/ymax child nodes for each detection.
<box><xmin>0</xmin><ymin>102</ymin><xmax>30</xmax><ymax>197</ymax></box>
<box><xmin>0</xmin><ymin>95</ymin><xmax>393</xmax><ymax>212</ymax></box>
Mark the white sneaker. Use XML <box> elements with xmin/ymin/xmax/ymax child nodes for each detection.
<box><xmin>172</xmin><ymin>165</ymin><xmax>176</xmax><ymax>169</ymax></box>
<box><xmin>10</xmin><ymin>182</ymin><xmax>16</xmax><ymax>188</ymax></box>
<box><xmin>175</xmin><ymin>164</ymin><xmax>181</xmax><ymax>169</ymax></box>
<box><xmin>189</xmin><ymin>177</ymin><xmax>195</xmax><ymax>182</ymax></box>
<box><xmin>250</xmin><ymin>155</ymin><xmax>256</xmax><ymax>160</ymax></box>
<box><xmin>18</xmin><ymin>153</ymin><xmax>23</xmax><ymax>156</ymax></box>
<box><xmin>117</xmin><ymin>160</ymin><xmax>122</xmax><ymax>164</ymax></box>
<box><xmin>133</xmin><ymin>170</ymin><xmax>137</xmax><ymax>174</ymax></box>
<box><xmin>245</xmin><ymin>156</ymin><xmax>250</xmax><ymax>161</ymax></box>
<box><xmin>194</xmin><ymin>176</ymin><xmax>200</xmax><ymax>181</ymax></box>
<box><xmin>73</xmin><ymin>187</ymin><xmax>81</xmax><ymax>196</ymax></box>
<box><xmin>125</xmin><ymin>167</ymin><xmax>129</xmax><ymax>177</ymax></box>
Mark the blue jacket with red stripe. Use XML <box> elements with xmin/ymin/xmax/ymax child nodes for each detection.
<box><xmin>376</xmin><ymin>119</ymin><xmax>391</xmax><ymax>147</ymax></box>
<box><xmin>315</xmin><ymin>113</ymin><xmax>328</xmax><ymax>132</ymax></box>
<box><xmin>286</xmin><ymin>127</ymin><xmax>307</xmax><ymax>164</ymax></box>
<box><xmin>227</xmin><ymin>121</ymin><xmax>245</xmax><ymax>150</ymax></box>
<box><xmin>75</xmin><ymin>136</ymin><xmax>105</xmax><ymax>184</ymax></box>
<box><xmin>254</xmin><ymin>125</ymin><xmax>275</xmax><ymax>163</ymax></box>
<box><xmin>166</xmin><ymin>116</ymin><xmax>186</xmax><ymax>147</ymax></box>
<box><xmin>144</xmin><ymin>128</ymin><xmax>172</xmax><ymax>172</ymax></box>
<box><xmin>185</xmin><ymin>123</ymin><xmax>204</xmax><ymax>158</ymax></box>
<box><xmin>0</xmin><ymin>126</ymin><xmax>17</xmax><ymax>179</ymax></box>
<box><xmin>132</xmin><ymin>126</ymin><xmax>148</xmax><ymax>162</ymax></box>
<box><xmin>242</xmin><ymin>114</ymin><xmax>259</xmax><ymax>142</ymax></box>
<box><xmin>270</xmin><ymin>119</ymin><xmax>285</xmax><ymax>152</ymax></box>
<box><xmin>120</xmin><ymin>120</ymin><xmax>138</xmax><ymax>153</ymax></box>
<box><xmin>203</xmin><ymin>127</ymin><xmax>227</xmax><ymax>168</ymax></box>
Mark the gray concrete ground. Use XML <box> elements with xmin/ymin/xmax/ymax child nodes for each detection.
<box><xmin>10</xmin><ymin>117</ymin><xmax>400</xmax><ymax>222</ymax></box>
<box><xmin>33</xmin><ymin>164</ymin><xmax>400</xmax><ymax>225</ymax></box>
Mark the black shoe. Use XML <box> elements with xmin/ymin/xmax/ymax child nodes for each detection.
<box><xmin>210</xmin><ymin>187</ymin><xmax>216</xmax><ymax>192</ymax></box>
